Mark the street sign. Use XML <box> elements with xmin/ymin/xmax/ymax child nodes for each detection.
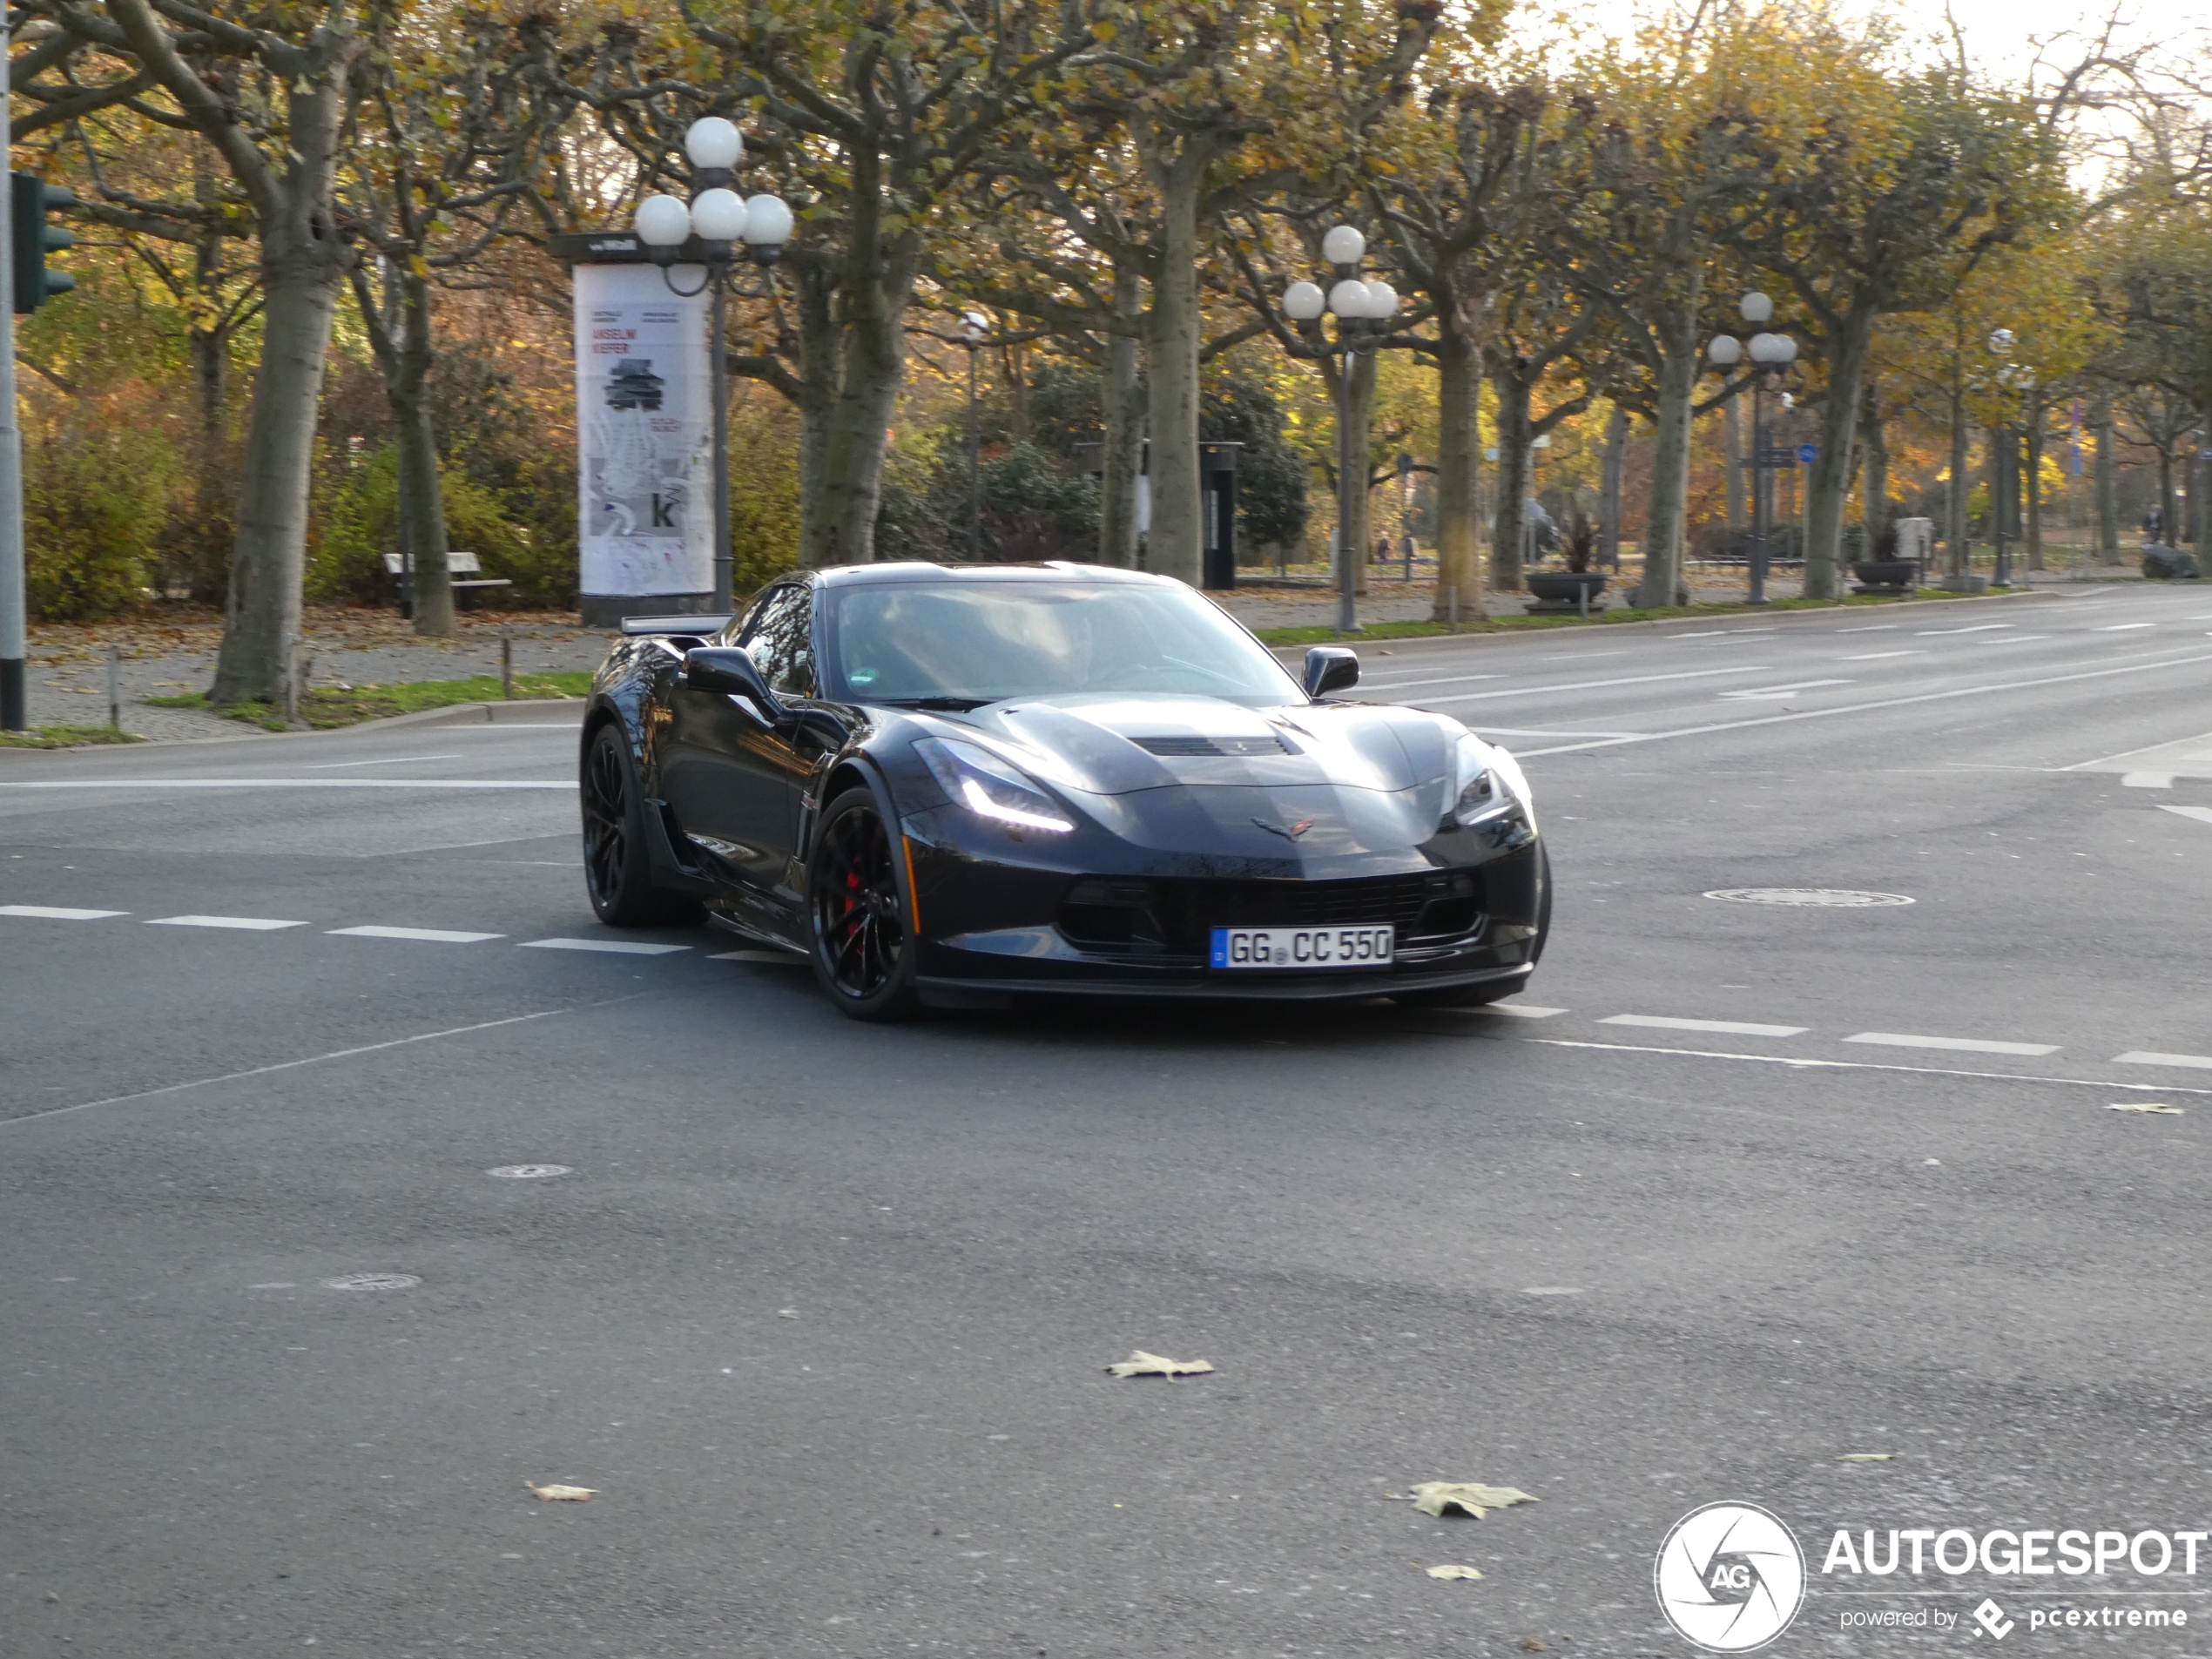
<box><xmin>1797</xmin><ymin>442</ymin><xmax>1818</xmax><ymax>463</ymax></box>
<box><xmin>1756</xmin><ymin>447</ymin><xmax>1797</xmax><ymax>468</ymax></box>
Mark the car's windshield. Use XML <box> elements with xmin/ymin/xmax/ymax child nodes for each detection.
<box><xmin>822</xmin><ymin>579</ymin><xmax>1303</xmax><ymax>706</ymax></box>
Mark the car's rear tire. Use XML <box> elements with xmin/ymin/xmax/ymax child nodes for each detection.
<box><xmin>808</xmin><ymin>784</ymin><xmax>922</xmax><ymax>1022</ymax></box>
<box><xmin>581</xmin><ymin>723</ymin><xmax>698</xmax><ymax>928</ymax></box>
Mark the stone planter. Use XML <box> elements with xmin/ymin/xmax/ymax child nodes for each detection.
<box><xmin>1525</xmin><ymin>570</ymin><xmax>1609</xmax><ymax>615</ymax></box>
<box><xmin>1850</xmin><ymin>558</ymin><xmax>1918</xmax><ymax>595</ymax></box>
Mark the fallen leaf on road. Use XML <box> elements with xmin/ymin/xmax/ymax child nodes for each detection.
<box><xmin>1411</xmin><ymin>1482</ymin><xmax>1538</xmax><ymax>1519</ymax></box>
<box><xmin>1837</xmin><ymin>1453</ymin><xmax>1893</xmax><ymax>1461</ymax></box>
<box><xmin>525</xmin><ymin>1482</ymin><xmax>596</xmax><ymax>1501</ymax></box>
<box><xmin>1104</xmin><ymin>1351</ymin><xmax>1214</xmax><ymax>1379</ymax></box>
<box><xmin>2107</xmin><ymin>1103</ymin><xmax>2184</xmax><ymax>1115</ymax></box>
<box><xmin>1426</xmin><ymin>1564</ymin><xmax>1485</xmax><ymax>1580</ymax></box>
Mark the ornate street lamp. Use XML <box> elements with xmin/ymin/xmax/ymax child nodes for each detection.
<box><xmin>1284</xmin><ymin>224</ymin><xmax>1400</xmax><ymax>633</ymax></box>
<box><xmin>1709</xmin><ymin>291</ymin><xmax>1797</xmax><ymax>606</ymax></box>
<box><xmin>632</xmin><ymin>118</ymin><xmax>793</xmax><ymax>612</ymax></box>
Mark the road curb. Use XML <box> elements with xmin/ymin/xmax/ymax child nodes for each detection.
<box><xmin>0</xmin><ymin>697</ymin><xmax>587</xmax><ymax>755</ymax></box>
<box><xmin>1262</xmin><ymin>586</ymin><xmax>2063</xmax><ymax>663</ymax></box>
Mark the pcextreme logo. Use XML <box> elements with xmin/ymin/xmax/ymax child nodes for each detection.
<box><xmin>1655</xmin><ymin>1502</ymin><xmax>1809</xmax><ymax>1652</ymax></box>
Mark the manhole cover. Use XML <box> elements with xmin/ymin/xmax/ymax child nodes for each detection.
<box><xmin>321</xmin><ymin>1273</ymin><xmax>421</xmax><ymax>1291</ymax></box>
<box><xmin>1703</xmin><ymin>887</ymin><xmax>1913</xmax><ymax>907</ymax></box>
<box><xmin>488</xmin><ymin>1164</ymin><xmax>572</xmax><ymax>1180</ymax></box>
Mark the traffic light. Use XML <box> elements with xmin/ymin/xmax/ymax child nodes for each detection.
<box><xmin>11</xmin><ymin>172</ymin><xmax>76</xmax><ymax>313</ymax></box>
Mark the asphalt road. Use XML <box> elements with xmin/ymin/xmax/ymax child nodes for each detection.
<box><xmin>4</xmin><ymin>582</ymin><xmax>2212</xmax><ymax>1657</ymax></box>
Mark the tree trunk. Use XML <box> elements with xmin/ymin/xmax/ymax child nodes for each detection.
<box><xmin>1723</xmin><ymin>395</ymin><xmax>1743</xmax><ymax>529</ymax></box>
<box><xmin>209</xmin><ymin>237</ymin><xmax>345</xmax><ymax>704</ymax></box>
<box><xmin>815</xmin><ymin>273</ymin><xmax>909</xmax><ymax>567</ymax></box>
<box><xmin>1601</xmin><ymin>406</ymin><xmax>1628</xmax><ymax>572</ymax></box>
<box><xmin>395</xmin><ymin>272</ymin><xmax>453</xmax><ymax>636</ymax></box>
<box><xmin>1348</xmin><ymin>345</ymin><xmax>1375</xmax><ymax>597</ymax></box>
<box><xmin>1488</xmin><ymin>372</ymin><xmax>1531</xmax><ymax>593</ymax></box>
<box><xmin>1427</xmin><ymin>325</ymin><xmax>1484</xmax><ymax>621</ymax></box>
<box><xmin>1143</xmin><ymin>153</ymin><xmax>1204</xmax><ymax>587</ymax></box>
<box><xmin>793</xmin><ymin>264</ymin><xmax>837</xmax><ymax>558</ymax></box>
<box><xmin>1098</xmin><ymin>267</ymin><xmax>1143</xmax><ymax>569</ymax></box>
<box><xmin>1858</xmin><ymin>381</ymin><xmax>1889</xmax><ymax>546</ymax></box>
<box><xmin>2092</xmin><ymin>393</ymin><xmax>2119</xmax><ymax>563</ymax></box>
<box><xmin>1944</xmin><ymin>381</ymin><xmax>1970</xmax><ymax>577</ymax></box>
<box><xmin>1802</xmin><ymin>304</ymin><xmax>1874</xmax><ymax>601</ymax></box>
<box><xmin>1634</xmin><ymin>313</ymin><xmax>1698</xmax><ymax>608</ymax></box>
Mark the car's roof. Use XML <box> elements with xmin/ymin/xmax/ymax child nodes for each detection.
<box><xmin>811</xmin><ymin>561</ymin><xmax>1177</xmax><ymax>590</ymax></box>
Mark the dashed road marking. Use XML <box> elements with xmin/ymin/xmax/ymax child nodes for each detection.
<box><xmin>1422</xmin><ymin>665</ymin><xmax>1772</xmax><ymax>706</ymax></box>
<box><xmin>1464</xmin><ymin>1003</ymin><xmax>1567</xmax><ymax>1019</ymax></box>
<box><xmin>306</xmin><ymin>754</ymin><xmax>464</xmax><ymax>770</ymax></box>
<box><xmin>1600</xmin><ymin>1015</ymin><xmax>1809</xmax><ymax>1036</ymax></box>
<box><xmin>2096</xmin><ymin>623</ymin><xmax>2157</xmax><ymax>631</ymax></box>
<box><xmin>329</xmin><ymin>925</ymin><xmax>506</xmax><ymax>944</ymax></box>
<box><xmin>0</xmin><ymin>904</ymin><xmax>126</xmax><ymax>921</ymax></box>
<box><xmin>1842</xmin><ymin>650</ymin><xmax>1924</xmax><ymax>661</ymax></box>
<box><xmin>1844</xmin><ymin>1031</ymin><xmax>2059</xmax><ymax>1056</ymax></box>
<box><xmin>519</xmin><ymin>937</ymin><xmax>690</xmax><ymax>955</ymax></box>
<box><xmin>2114</xmin><ymin>1051</ymin><xmax>2212</xmax><ymax>1070</ymax></box>
<box><xmin>1527</xmin><ymin>1037</ymin><xmax>2212</xmax><ymax>1096</ymax></box>
<box><xmin>1718</xmin><ymin>678</ymin><xmax>1853</xmax><ymax>700</ymax></box>
<box><xmin>2158</xmin><ymin>805</ymin><xmax>2212</xmax><ymax>827</ymax></box>
<box><xmin>145</xmin><ymin>914</ymin><xmax>307</xmax><ymax>931</ymax></box>
<box><xmin>2121</xmin><ymin>772</ymin><xmax>2175</xmax><ymax>788</ymax></box>
<box><xmin>1916</xmin><ymin>623</ymin><xmax>2013</xmax><ymax>636</ymax></box>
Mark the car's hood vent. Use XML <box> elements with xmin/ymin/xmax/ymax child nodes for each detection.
<box><xmin>1131</xmin><ymin>733</ymin><xmax>1297</xmax><ymax>758</ymax></box>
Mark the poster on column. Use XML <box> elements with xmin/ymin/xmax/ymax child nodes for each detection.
<box><xmin>574</xmin><ymin>263</ymin><xmax>713</xmax><ymax>597</ymax></box>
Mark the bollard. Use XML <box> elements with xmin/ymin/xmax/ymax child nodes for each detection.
<box><xmin>283</xmin><ymin>634</ymin><xmax>301</xmax><ymax>726</ymax></box>
<box><xmin>502</xmin><ymin>628</ymin><xmax>514</xmax><ymax>699</ymax></box>
<box><xmin>106</xmin><ymin>643</ymin><xmax>120</xmax><ymax>731</ymax></box>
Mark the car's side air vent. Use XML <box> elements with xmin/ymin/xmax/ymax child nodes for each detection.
<box><xmin>1132</xmin><ymin>733</ymin><xmax>1296</xmax><ymax>757</ymax></box>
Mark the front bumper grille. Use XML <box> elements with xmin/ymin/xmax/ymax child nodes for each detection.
<box><xmin>1059</xmin><ymin>871</ymin><xmax>1481</xmax><ymax>958</ymax></box>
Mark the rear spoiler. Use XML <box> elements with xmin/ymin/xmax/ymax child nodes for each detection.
<box><xmin>618</xmin><ymin>614</ymin><xmax>733</xmax><ymax>636</ymax></box>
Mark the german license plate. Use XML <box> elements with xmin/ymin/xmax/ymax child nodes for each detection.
<box><xmin>1209</xmin><ymin>925</ymin><xmax>1394</xmax><ymax>971</ymax></box>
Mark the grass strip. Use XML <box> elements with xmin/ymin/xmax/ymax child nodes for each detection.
<box><xmin>146</xmin><ymin>671</ymin><xmax>594</xmax><ymax>731</ymax></box>
<box><xmin>0</xmin><ymin>723</ymin><xmax>146</xmax><ymax>749</ymax></box>
<box><xmin>1251</xmin><ymin>586</ymin><xmax>2023</xmax><ymax>647</ymax></box>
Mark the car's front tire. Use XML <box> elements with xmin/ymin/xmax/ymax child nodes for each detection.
<box><xmin>807</xmin><ymin>784</ymin><xmax>922</xmax><ymax>1022</ymax></box>
<box><xmin>581</xmin><ymin>723</ymin><xmax>698</xmax><ymax>928</ymax></box>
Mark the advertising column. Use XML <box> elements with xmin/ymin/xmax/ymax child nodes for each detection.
<box><xmin>573</xmin><ymin>263</ymin><xmax>713</xmax><ymax>625</ymax></box>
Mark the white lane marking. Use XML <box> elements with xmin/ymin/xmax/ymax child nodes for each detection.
<box><xmin>1833</xmin><ymin>624</ymin><xmax>1898</xmax><ymax>633</ymax></box>
<box><xmin>1463</xmin><ymin>1003</ymin><xmax>1567</xmax><ymax>1019</ymax></box>
<box><xmin>519</xmin><ymin>937</ymin><xmax>689</xmax><ymax>955</ymax></box>
<box><xmin>1842</xmin><ymin>650</ymin><xmax>1924</xmax><ymax>661</ymax></box>
<box><xmin>2</xmin><ymin>1008</ymin><xmax>572</xmax><ymax>1128</ymax></box>
<box><xmin>2122</xmin><ymin>772</ymin><xmax>2175</xmax><ymax>788</ymax></box>
<box><xmin>1419</xmin><ymin>665</ymin><xmax>1770</xmax><ymax>706</ymax></box>
<box><xmin>1667</xmin><ymin>630</ymin><xmax>1729</xmax><ymax>637</ymax></box>
<box><xmin>2115</xmin><ymin>1052</ymin><xmax>2212</xmax><ymax>1070</ymax></box>
<box><xmin>1522</xmin><ymin>1037</ymin><xmax>2212</xmax><ymax>1096</ymax></box>
<box><xmin>2159</xmin><ymin>805</ymin><xmax>2212</xmax><ymax>827</ymax></box>
<box><xmin>0</xmin><ymin>779</ymin><xmax>571</xmax><ymax>790</ymax></box>
<box><xmin>307</xmin><ymin>753</ymin><xmax>464</xmax><ymax>770</ymax></box>
<box><xmin>329</xmin><ymin>926</ymin><xmax>506</xmax><ymax>944</ymax></box>
<box><xmin>0</xmin><ymin>904</ymin><xmax>126</xmax><ymax>921</ymax></box>
<box><xmin>2066</xmin><ymin>727</ymin><xmax>2212</xmax><ymax>771</ymax></box>
<box><xmin>1511</xmin><ymin>649</ymin><xmax>2212</xmax><ymax>759</ymax></box>
<box><xmin>1539</xmin><ymin>650</ymin><xmax>1629</xmax><ymax>661</ymax></box>
<box><xmin>709</xmin><ymin>949</ymin><xmax>806</xmax><ymax>965</ymax></box>
<box><xmin>1717</xmin><ymin>678</ymin><xmax>1854</xmax><ymax>700</ymax></box>
<box><xmin>146</xmin><ymin>914</ymin><xmax>307</xmax><ymax>931</ymax></box>
<box><xmin>1844</xmin><ymin>1031</ymin><xmax>2059</xmax><ymax>1056</ymax></box>
<box><xmin>2095</xmin><ymin>623</ymin><xmax>2157</xmax><ymax>631</ymax></box>
<box><xmin>1917</xmin><ymin>623</ymin><xmax>2013</xmax><ymax>636</ymax></box>
<box><xmin>1469</xmin><ymin>727</ymin><xmax>1638</xmax><ymax>738</ymax></box>
<box><xmin>1357</xmin><ymin>671</ymin><xmax>1507</xmax><ymax>691</ymax></box>
<box><xmin>1600</xmin><ymin>1014</ymin><xmax>1808</xmax><ymax>1036</ymax></box>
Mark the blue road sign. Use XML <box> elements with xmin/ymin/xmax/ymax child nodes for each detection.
<box><xmin>1797</xmin><ymin>443</ymin><xmax>1817</xmax><ymax>463</ymax></box>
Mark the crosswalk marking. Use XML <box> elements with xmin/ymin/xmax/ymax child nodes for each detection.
<box><xmin>0</xmin><ymin>904</ymin><xmax>125</xmax><ymax>921</ymax></box>
<box><xmin>2158</xmin><ymin>805</ymin><xmax>2212</xmax><ymax>827</ymax></box>
<box><xmin>2114</xmin><ymin>1051</ymin><xmax>2212</xmax><ymax>1070</ymax></box>
<box><xmin>1601</xmin><ymin>1015</ymin><xmax>1808</xmax><ymax>1036</ymax></box>
<box><xmin>328</xmin><ymin>926</ymin><xmax>506</xmax><ymax>944</ymax></box>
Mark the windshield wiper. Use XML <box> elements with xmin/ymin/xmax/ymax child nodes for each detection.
<box><xmin>880</xmin><ymin>695</ymin><xmax>995</xmax><ymax>711</ymax></box>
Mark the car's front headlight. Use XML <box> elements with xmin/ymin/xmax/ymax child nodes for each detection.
<box><xmin>914</xmin><ymin>736</ymin><xmax>1076</xmax><ymax>833</ymax></box>
<box><xmin>1451</xmin><ymin>732</ymin><xmax>1534</xmax><ymax>829</ymax></box>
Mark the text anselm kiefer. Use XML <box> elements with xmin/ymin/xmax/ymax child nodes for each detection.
<box><xmin>1824</xmin><ymin>1529</ymin><xmax>2209</xmax><ymax>1576</ymax></box>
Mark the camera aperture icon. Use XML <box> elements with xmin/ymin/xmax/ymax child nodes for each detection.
<box><xmin>1655</xmin><ymin>1502</ymin><xmax>1807</xmax><ymax>1652</ymax></box>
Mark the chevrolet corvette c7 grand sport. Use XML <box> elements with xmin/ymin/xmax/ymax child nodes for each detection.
<box><xmin>579</xmin><ymin>563</ymin><xmax>1548</xmax><ymax>1020</ymax></box>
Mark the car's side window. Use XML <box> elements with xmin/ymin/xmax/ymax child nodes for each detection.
<box><xmin>742</xmin><ymin>585</ymin><xmax>816</xmax><ymax>698</ymax></box>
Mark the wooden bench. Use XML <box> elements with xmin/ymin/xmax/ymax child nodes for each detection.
<box><xmin>383</xmin><ymin>550</ymin><xmax>514</xmax><ymax>608</ymax></box>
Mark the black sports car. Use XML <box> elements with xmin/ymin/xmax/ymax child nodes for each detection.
<box><xmin>579</xmin><ymin>563</ymin><xmax>1548</xmax><ymax>1020</ymax></box>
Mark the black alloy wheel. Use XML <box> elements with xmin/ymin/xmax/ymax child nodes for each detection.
<box><xmin>581</xmin><ymin>723</ymin><xmax>696</xmax><ymax>927</ymax></box>
<box><xmin>808</xmin><ymin>786</ymin><xmax>921</xmax><ymax>1021</ymax></box>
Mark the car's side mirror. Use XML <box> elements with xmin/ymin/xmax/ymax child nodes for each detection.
<box><xmin>1304</xmin><ymin>645</ymin><xmax>1359</xmax><ymax>699</ymax></box>
<box><xmin>684</xmin><ymin>645</ymin><xmax>785</xmax><ymax>726</ymax></box>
